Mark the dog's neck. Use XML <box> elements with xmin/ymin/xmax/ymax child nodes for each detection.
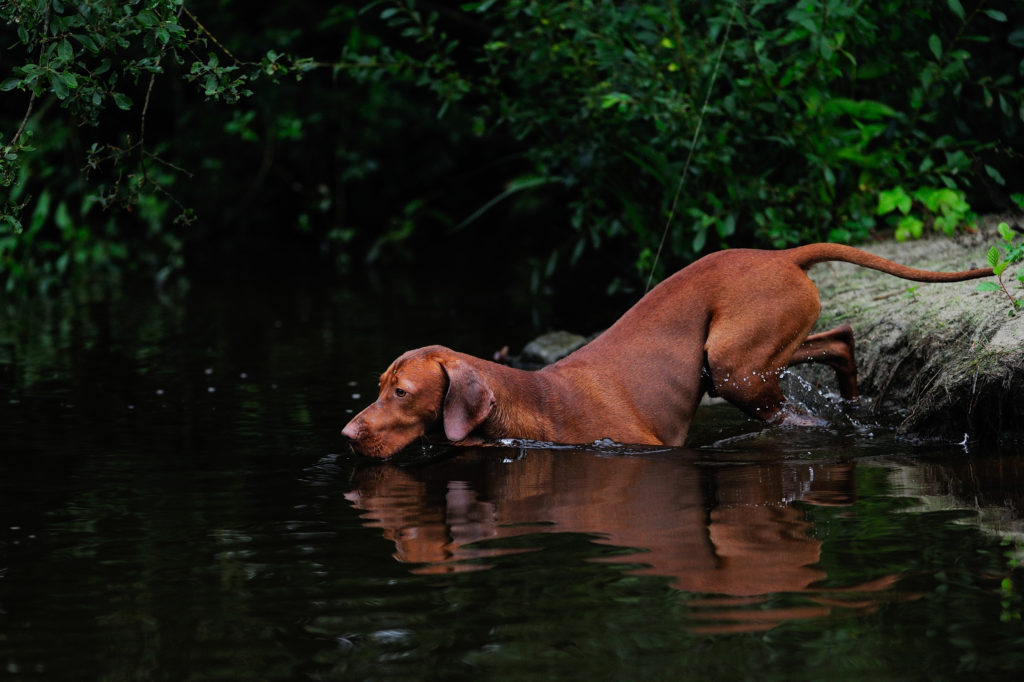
<box><xmin>471</xmin><ymin>361</ymin><xmax>562</xmax><ymax>443</ymax></box>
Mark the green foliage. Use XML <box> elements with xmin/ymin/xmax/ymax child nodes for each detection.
<box><xmin>876</xmin><ymin>186</ymin><xmax>976</xmax><ymax>241</ymax></box>
<box><xmin>0</xmin><ymin>0</ymin><xmax>243</xmax><ymax>291</ymax></box>
<box><xmin>976</xmin><ymin>220</ymin><xmax>1024</xmax><ymax>315</ymax></box>
<box><xmin>2</xmin><ymin>0</ymin><xmax>1023</xmax><ymax>294</ymax></box>
<box><xmin>450</xmin><ymin>0</ymin><xmax>1024</xmax><ymax>286</ymax></box>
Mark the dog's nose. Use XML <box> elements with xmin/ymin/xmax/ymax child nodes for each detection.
<box><xmin>341</xmin><ymin>421</ymin><xmax>360</xmax><ymax>442</ymax></box>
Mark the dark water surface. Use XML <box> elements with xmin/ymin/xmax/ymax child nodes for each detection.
<box><xmin>2</xmin><ymin>276</ymin><xmax>1023</xmax><ymax>681</ymax></box>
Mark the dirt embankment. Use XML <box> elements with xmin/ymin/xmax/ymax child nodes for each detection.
<box><xmin>798</xmin><ymin>216</ymin><xmax>1024</xmax><ymax>442</ymax></box>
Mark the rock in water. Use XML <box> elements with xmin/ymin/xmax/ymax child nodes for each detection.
<box><xmin>522</xmin><ymin>331</ymin><xmax>589</xmax><ymax>365</ymax></box>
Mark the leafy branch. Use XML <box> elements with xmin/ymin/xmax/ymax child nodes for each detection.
<box><xmin>977</xmin><ymin>220</ymin><xmax>1024</xmax><ymax>316</ymax></box>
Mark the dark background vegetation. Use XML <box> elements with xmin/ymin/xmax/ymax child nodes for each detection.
<box><xmin>2</xmin><ymin>0</ymin><xmax>1023</xmax><ymax>297</ymax></box>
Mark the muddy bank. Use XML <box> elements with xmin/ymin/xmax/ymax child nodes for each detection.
<box><xmin>796</xmin><ymin>216</ymin><xmax>1023</xmax><ymax>443</ymax></box>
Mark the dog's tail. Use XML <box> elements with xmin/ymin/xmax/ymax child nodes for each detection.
<box><xmin>786</xmin><ymin>243</ymin><xmax>993</xmax><ymax>282</ymax></box>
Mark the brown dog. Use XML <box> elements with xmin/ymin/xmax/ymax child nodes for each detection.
<box><xmin>342</xmin><ymin>243</ymin><xmax>991</xmax><ymax>457</ymax></box>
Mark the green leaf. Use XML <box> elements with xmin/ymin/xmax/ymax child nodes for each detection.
<box><xmin>453</xmin><ymin>176</ymin><xmax>563</xmax><ymax>231</ymax></box>
<box><xmin>29</xmin><ymin>190</ymin><xmax>51</xmax><ymax>236</ymax></box>
<box><xmin>822</xmin><ymin>165</ymin><xmax>836</xmax><ymax>187</ymax></box>
<box><xmin>947</xmin><ymin>0</ymin><xmax>965</xmax><ymax>20</ymax></box>
<box><xmin>73</xmin><ymin>33</ymin><xmax>98</xmax><ymax>53</ymax></box>
<box><xmin>985</xmin><ymin>164</ymin><xmax>1006</xmax><ymax>186</ymax></box>
<box><xmin>822</xmin><ymin>97</ymin><xmax>897</xmax><ymax>120</ymax></box>
<box><xmin>933</xmin><ymin>214</ymin><xmax>957</xmax><ymax>236</ymax></box>
<box><xmin>914</xmin><ymin>187</ymin><xmax>964</xmax><ymax>213</ymax></box>
<box><xmin>50</xmin><ymin>73</ymin><xmax>68</xmax><ymax>99</ymax></box>
<box><xmin>570</xmin><ymin>236</ymin><xmax>585</xmax><ymax>265</ymax></box>
<box><xmin>717</xmin><ymin>213</ymin><xmax>736</xmax><ymax>238</ymax></box>
<box><xmin>983</xmin><ymin>9</ymin><xmax>1008</xmax><ymax>22</ymax></box>
<box><xmin>976</xmin><ymin>281</ymin><xmax>1000</xmax><ymax>292</ymax></box>
<box><xmin>112</xmin><ymin>92</ymin><xmax>132</xmax><ymax>110</ymax></box>
<box><xmin>600</xmin><ymin>92</ymin><xmax>632</xmax><ymax>109</ymax></box>
<box><xmin>57</xmin><ymin>39</ymin><xmax>73</xmax><ymax>62</ymax></box>
<box><xmin>928</xmin><ymin>34</ymin><xmax>942</xmax><ymax>60</ymax></box>
<box><xmin>692</xmin><ymin>225</ymin><xmax>707</xmax><ymax>252</ymax></box>
<box><xmin>896</xmin><ymin>215</ymin><xmax>924</xmax><ymax>240</ymax></box>
<box><xmin>54</xmin><ymin>201</ymin><xmax>73</xmax><ymax>232</ymax></box>
<box><xmin>994</xmin><ymin>262</ymin><xmax>1008</xmax><ymax>276</ymax></box>
<box><xmin>998</xmin><ymin>222</ymin><xmax>1015</xmax><ymax>242</ymax></box>
<box><xmin>999</xmin><ymin>94</ymin><xmax>1013</xmax><ymax>118</ymax></box>
<box><xmin>878</xmin><ymin>187</ymin><xmax>912</xmax><ymax>216</ymax></box>
<box><xmin>987</xmin><ymin>246</ymin><xmax>1001</xmax><ymax>268</ymax></box>
<box><xmin>137</xmin><ymin>10</ymin><xmax>159</xmax><ymax>28</ymax></box>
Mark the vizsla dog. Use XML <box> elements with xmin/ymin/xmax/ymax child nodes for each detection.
<box><xmin>342</xmin><ymin>243</ymin><xmax>992</xmax><ymax>457</ymax></box>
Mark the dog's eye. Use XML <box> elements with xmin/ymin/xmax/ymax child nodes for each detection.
<box><xmin>394</xmin><ymin>388</ymin><xmax>407</xmax><ymax>398</ymax></box>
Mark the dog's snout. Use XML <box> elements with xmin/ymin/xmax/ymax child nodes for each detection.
<box><xmin>341</xmin><ymin>420</ymin><xmax>361</xmax><ymax>442</ymax></box>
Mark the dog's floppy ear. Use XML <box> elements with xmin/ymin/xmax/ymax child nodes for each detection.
<box><xmin>440</xmin><ymin>357</ymin><xmax>495</xmax><ymax>442</ymax></box>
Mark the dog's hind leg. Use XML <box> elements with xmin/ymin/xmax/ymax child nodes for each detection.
<box><xmin>788</xmin><ymin>324</ymin><xmax>859</xmax><ymax>400</ymax></box>
<box><xmin>703</xmin><ymin>276</ymin><xmax>822</xmax><ymax>424</ymax></box>
<box><xmin>704</xmin><ymin>335</ymin><xmax>814</xmax><ymax>424</ymax></box>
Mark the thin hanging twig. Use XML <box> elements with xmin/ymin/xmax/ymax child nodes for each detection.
<box><xmin>646</xmin><ymin>0</ymin><xmax>738</xmax><ymax>292</ymax></box>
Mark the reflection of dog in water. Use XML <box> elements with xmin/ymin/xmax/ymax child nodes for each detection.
<box><xmin>345</xmin><ymin>448</ymin><xmax>901</xmax><ymax>633</ymax></box>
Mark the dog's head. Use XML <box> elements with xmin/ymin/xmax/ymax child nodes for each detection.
<box><xmin>341</xmin><ymin>346</ymin><xmax>496</xmax><ymax>458</ymax></box>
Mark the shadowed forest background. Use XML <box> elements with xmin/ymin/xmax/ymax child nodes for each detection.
<box><xmin>2</xmin><ymin>0</ymin><xmax>1023</xmax><ymax>297</ymax></box>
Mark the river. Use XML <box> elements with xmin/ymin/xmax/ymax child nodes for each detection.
<box><xmin>2</xmin><ymin>273</ymin><xmax>1022</xmax><ymax>680</ymax></box>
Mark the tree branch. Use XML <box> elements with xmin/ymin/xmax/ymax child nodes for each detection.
<box><xmin>10</xmin><ymin>5</ymin><xmax>50</xmax><ymax>146</ymax></box>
